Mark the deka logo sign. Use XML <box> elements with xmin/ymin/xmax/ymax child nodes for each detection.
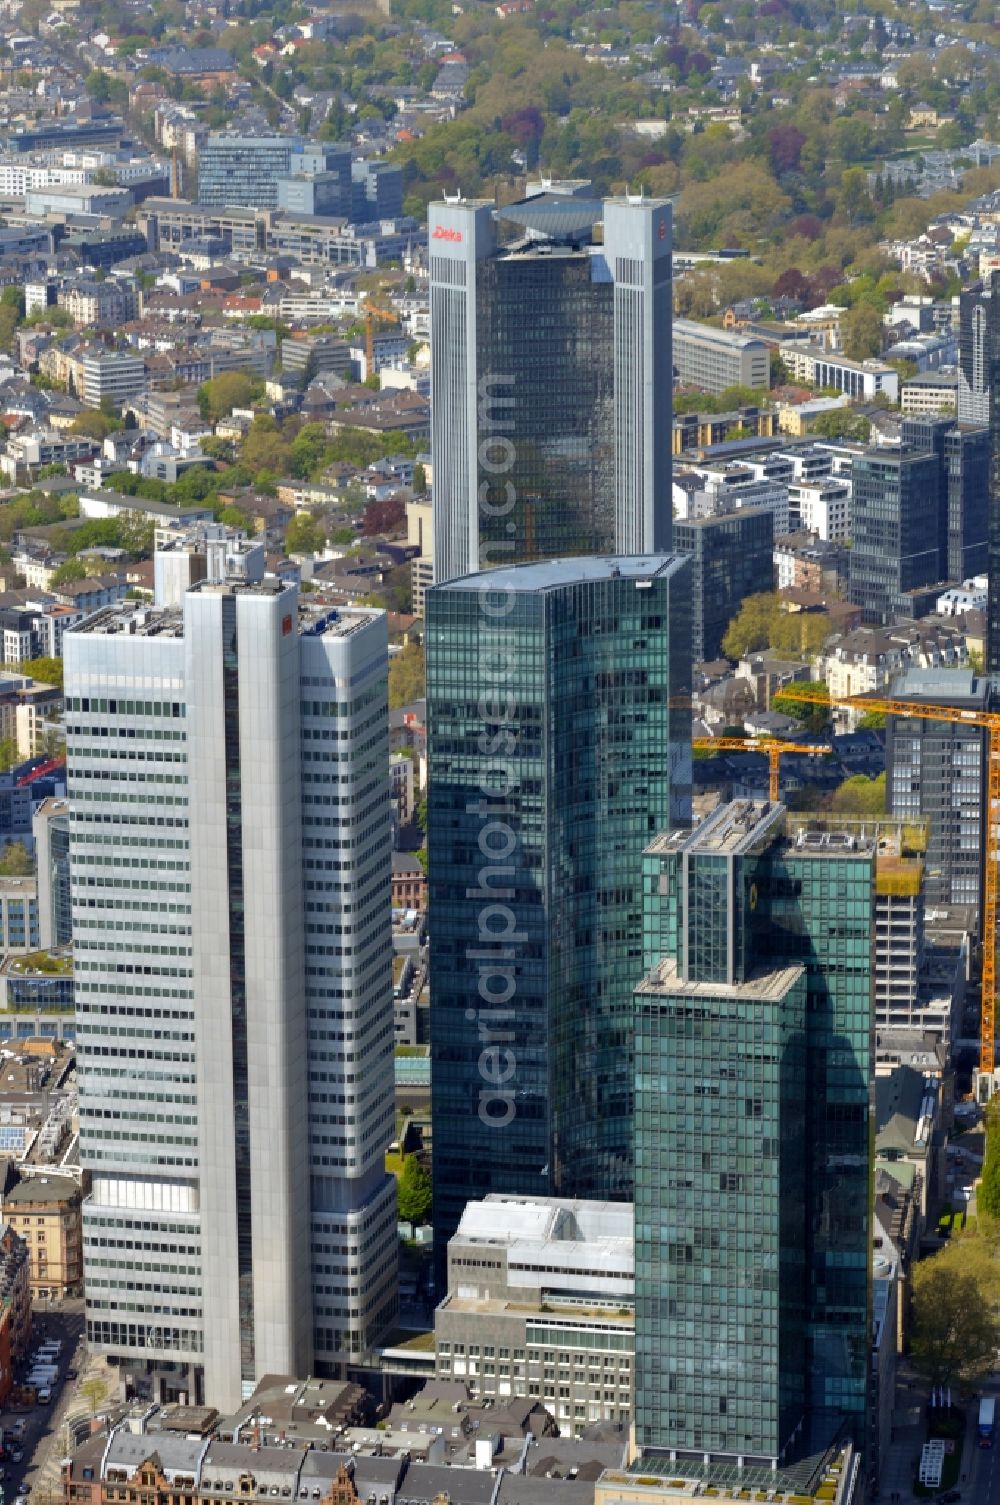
<box><xmin>432</xmin><ymin>225</ymin><xmax>463</xmax><ymax>242</ymax></box>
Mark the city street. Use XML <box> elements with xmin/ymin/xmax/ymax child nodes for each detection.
<box><xmin>880</xmin><ymin>1372</ymin><xmax>1000</xmax><ymax>1505</ymax></box>
<box><xmin>961</xmin><ymin>1386</ymin><xmax>999</xmax><ymax>1505</ymax></box>
<box><xmin>0</xmin><ymin>1303</ymin><xmax>86</xmax><ymax>1505</ymax></box>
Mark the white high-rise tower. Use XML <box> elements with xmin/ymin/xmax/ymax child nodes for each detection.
<box><xmin>66</xmin><ymin>553</ymin><xmax>396</xmax><ymax>1409</ymax></box>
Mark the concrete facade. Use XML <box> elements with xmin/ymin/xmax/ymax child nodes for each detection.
<box><xmin>66</xmin><ymin>567</ymin><xmax>396</xmax><ymax>1410</ymax></box>
<box><xmin>435</xmin><ymin>1196</ymin><xmax>634</xmax><ymax>1437</ymax></box>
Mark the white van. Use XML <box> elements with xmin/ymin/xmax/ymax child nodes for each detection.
<box><xmin>37</xmin><ymin>1387</ymin><xmax>51</xmax><ymax>1405</ymax></box>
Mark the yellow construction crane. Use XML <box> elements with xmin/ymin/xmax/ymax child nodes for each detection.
<box><xmin>693</xmin><ymin>737</ymin><xmax>832</xmax><ymax>803</ymax></box>
<box><xmin>779</xmin><ymin>683</ymin><xmax>1000</xmax><ymax>1074</ymax></box>
<box><xmin>363</xmin><ymin>301</ymin><xmax>401</xmax><ymax>376</ymax></box>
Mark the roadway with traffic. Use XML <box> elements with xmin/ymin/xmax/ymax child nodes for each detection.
<box><xmin>0</xmin><ymin>1304</ymin><xmax>85</xmax><ymax>1505</ymax></box>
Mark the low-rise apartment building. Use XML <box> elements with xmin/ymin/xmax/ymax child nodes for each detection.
<box><xmin>4</xmin><ymin>1172</ymin><xmax>82</xmax><ymax>1299</ymax></box>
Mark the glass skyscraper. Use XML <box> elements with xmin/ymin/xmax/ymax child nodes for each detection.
<box><xmin>900</xmin><ymin>414</ymin><xmax>989</xmax><ymax>583</ymax></box>
<box><xmin>635</xmin><ymin>802</ymin><xmax>873</xmax><ymax>1469</ymax></box>
<box><xmin>429</xmin><ymin>190</ymin><xmax>673</xmax><ymax>583</ymax></box>
<box><xmin>959</xmin><ymin>273</ymin><xmax>1000</xmax><ymax>670</ymax></box>
<box><xmin>426</xmin><ymin>554</ymin><xmax>691</xmax><ymax>1265</ymax></box>
<box><xmin>672</xmin><ymin>505</ymin><xmax>775</xmax><ymax>664</ymax></box>
<box><xmin>848</xmin><ymin>447</ymin><xmax>942</xmax><ymax>624</ymax></box>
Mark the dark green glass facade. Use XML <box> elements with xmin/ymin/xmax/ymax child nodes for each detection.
<box><xmin>426</xmin><ymin>555</ymin><xmax>691</xmax><ymax>1269</ymax></box>
<box><xmin>636</xmin><ymin>805</ymin><xmax>873</xmax><ymax>1468</ymax></box>
<box><xmin>475</xmin><ymin>256</ymin><xmax>616</xmax><ymax>566</ymax></box>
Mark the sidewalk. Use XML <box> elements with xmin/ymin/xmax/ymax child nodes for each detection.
<box><xmin>27</xmin><ymin>1346</ymin><xmax>116</xmax><ymax>1504</ymax></box>
<box><xmin>880</xmin><ymin>1407</ymin><xmax>924</xmax><ymax>1503</ymax></box>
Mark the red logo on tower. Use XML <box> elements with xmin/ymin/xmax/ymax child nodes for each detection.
<box><xmin>433</xmin><ymin>225</ymin><xmax>464</xmax><ymax>243</ymax></box>
<box><xmin>282</xmin><ymin>615</ymin><xmax>293</xmax><ymax>636</ymax></box>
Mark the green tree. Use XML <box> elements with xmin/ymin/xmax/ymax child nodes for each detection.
<box><xmin>412</xmin><ymin>463</ymin><xmax>427</xmax><ymax>495</ymax></box>
<box><xmin>388</xmin><ymin>642</ymin><xmax>425</xmax><ymax>710</ymax></box>
<box><xmin>217</xmin><ymin>506</ymin><xmax>254</xmax><ymax>532</ymax></box>
<box><xmin>241</xmin><ymin>416</ymin><xmax>291</xmax><ymax>478</ymax></box>
<box><xmin>69</xmin><ymin>411</ymin><xmax>121</xmax><ymax>441</ymax></box>
<box><xmin>17</xmin><ymin>657</ymin><xmax>63</xmax><ymax>690</ymax></box>
<box><xmin>50</xmin><ymin>559</ymin><xmax>87</xmax><ymax>586</ymax></box>
<box><xmin>721</xmin><ymin>593</ymin><xmax>780</xmax><ymax>661</ymax></box>
<box><xmin>0</xmin><ymin>285</ymin><xmax>24</xmax><ymax>319</ymax></box>
<box><xmin>198</xmin><ymin>371</ymin><xmax>256</xmax><ymax>422</ymax></box>
<box><xmin>289</xmin><ymin>423</ymin><xmax>329</xmax><ymax>479</ymax></box>
<box><xmin>85</xmin><ymin>70</ymin><xmax>113</xmax><ymax>104</ymax></box>
<box><xmin>826</xmin><ymin>773</ymin><xmax>886</xmax><ymax>816</ymax></box>
<box><xmin>285</xmin><ymin>513</ymin><xmax>324</xmax><ymax>556</ymax></box>
<box><xmin>0</xmin><ymin>303</ymin><xmax>19</xmax><ymax>352</ymax></box>
<box><xmin>80</xmin><ymin>1376</ymin><xmax>108</xmax><ymax>1415</ymax></box>
<box><xmin>396</xmin><ymin>1153</ymin><xmax>432</xmax><ymax>1224</ymax></box>
<box><xmin>841</xmin><ymin>302</ymin><xmax>884</xmax><ymax>362</ymax></box>
<box><xmin>0</xmin><ymin>740</ymin><xmax>19</xmax><ymax>775</ymax></box>
<box><xmin>978</xmin><ymin>1098</ymin><xmax>1000</xmax><ymax>1221</ymax></box>
<box><xmin>0</xmin><ymin>839</ymin><xmax>31</xmax><ymax>875</ymax></box>
<box><xmin>809</xmin><ymin>409</ymin><xmax>871</xmax><ymax>442</ymax></box>
<box><xmin>910</xmin><ymin>1258</ymin><xmax>1000</xmax><ymax>1389</ymax></box>
<box><xmin>116</xmin><ymin>512</ymin><xmax>155</xmax><ymax>555</ymax></box>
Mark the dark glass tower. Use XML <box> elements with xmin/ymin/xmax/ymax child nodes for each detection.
<box><xmin>961</xmin><ymin>273</ymin><xmax>1000</xmax><ymax>670</ymax></box>
<box><xmin>635</xmin><ymin>802</ymin><xmax>874</xmax><ymax>1469</ymax></box>
<box><xmin>673</xmin><ymin>505</ymin><xmax>775</xmax><ymax>663</ymax></box>
<box><xmin>429</xmin><ymin>191</ymin><xmax>673</xmax><ymax>583</ymax></box>
<box><xmin>426</xmin><ymin>554</ymin><xmax>691</xmax><ymax>1266</ymax></box>
<box><xmin>848</xmin><ymin>447</ymin><xmax>941</xmax><ymax>624</ymax></box>
<box><xmin>900</xmin><ymin>414</ymin><xmax>989</xmax><ymax>583</ymax></box>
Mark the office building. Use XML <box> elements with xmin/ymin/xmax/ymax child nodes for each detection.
<box><xmin>66</xmin><ymin>569</ymin><xmax>396</xmax><ymax>1410</ymax></box>
<box><xmin>968</xmin><ymin>276</ymin><xmax>1000</xmax><ymax>671</ymax></box>
<box><xmin>958</xmin><ymin>279</ymin><xmax>992</xmax><ymax>426</ymax></box>
<box><xmin>277</xmin><ymin>143</ymin><xmax>351</xmax><ymax>218</ymax></box>
<box><xmin>75</xmin><ymin>352</ymin><xmax>147</xmax><ymax>408</ymax></box>
<box><xmin>429</xmin><ymin>191</ymin><xmax>673</xmax><ymax>584</ymax></box>
<box><xmin>279</xmin><ymin>334</ymin><xmax>352</xmax><ymax>388</ymax></box>
<box><xmin>0</xmin><ymin>877</ymin><xmax>39</xmax><ymax>954</ymax></box>
<box><xmin>875</xmin><ymin>847</ymin><xmax>924</xmax><ymax>1040</ymax></box>
<box><xmin>848</xmin><ymin>447</ymin><xmax>942</xmax><ymax>625</ymax></box>
<box><xmin>673</xmin><ymin>504</ymin><xmax>774</xmax><ymax>663</ymax></box>
<box><xmin>635</xmin><ymin>801</ymin><xmax>874</xmax><ymax>1468</ymax></box>
<box><xmin>406</xmin><ymin>497</ymin><xmax>433</xmax><ymax>618</ymax></box>
<box><xmin>900</xmin><ymin>415</ymin><xmax>990</xmax><ymax>583</ymax></box>
<box><xmin>791</xmin><ymin>479</ymin><xmax>851</xmax><ymax>542</ymax></box>
<box><xmin>350</xmin><ymin>159</ymin><xmax>403</xmax><ymax>223</ymax></box>
<box><xmin>672</xmin><ymin>319</ymin><xmax>770</xmax><ymax>395</ymax></box>
<box><xmin>673</xmin><ymin>464</ymin><xmax>790</xmax><ymax>536</ymax></box>
<box><xmin>783</xmin><ymin>346</ymin><xmax>899</xmax><ymax>402</ymax></box>
<box><xmin>885</xmin><ymin>668</ymin><xmax>988</xmax><ymax>911</ymax></box>
<box><xmin>33</xmin><ymin>797</ymin><xmax>71</xmax><ymax>950</ymax></box>
<box><xmin>426</xmin><ymin>554</ymin><xmax>691</xmax><ymax>1266</ymax></box>
<box><xmin>434</xmin><ymin>1195</ymin><xmax>634</xmax><ymax>1435</ymax></box>
<box><xmin>900</xmin><ymin>371</ymin><xmax>958</xmax><ymax>416</ymax></box>
<box><xmin>197</xmin><ymin>135</ymin><xmax>302</xmax><ymax>210</ymax></box>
